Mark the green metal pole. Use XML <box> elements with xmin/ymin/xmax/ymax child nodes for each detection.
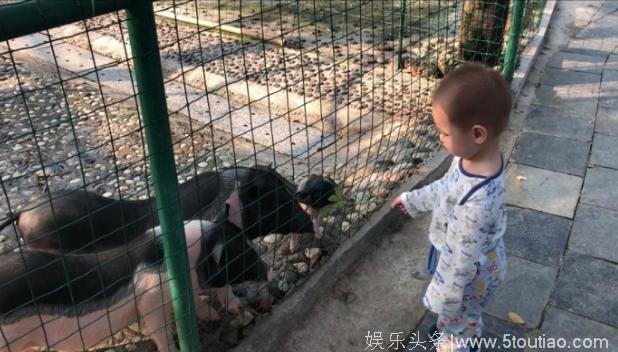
<box><xmin>125</xmin><ymin>2</ymin><xmax>201</xmax><ymax>351</ymax></box>
<box><xmin>502</xmin><ymin>0</ymin><xmax>525</xmax><ymax>81</ymax></box>
<box><xmin>397</xmin><ymin>0</ymin><xmax>407</xmax><ymax>70</ymax></box>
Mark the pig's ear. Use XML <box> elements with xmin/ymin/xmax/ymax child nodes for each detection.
<box><xmin>225</xmin><ymin>181</ymin><xmax>244</xmax><ymax>229</ymax></box>
<box><xmin>212</xmin><ymin>242</ymin><xmax>225</xmax><ymax>265</ymax></box>
<box><xmin>145</xmin><ymin>225</ymin><xmax>164</xmax><ymax>238</ymax></box>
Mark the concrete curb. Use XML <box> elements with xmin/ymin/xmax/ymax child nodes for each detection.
<box><xmin>503</xmin><ymin>0</ymin><xmax>557</xmax><ymax>164</ymax></box>
<box><xmin>511</xmin><ymin>0</ymin><xmax>558</xmax><ymax>102</ymax></box>
<box><xmin>232</xmin><ymin>2</ymin><xmax>557</xmax><ymax>350</ymax></box>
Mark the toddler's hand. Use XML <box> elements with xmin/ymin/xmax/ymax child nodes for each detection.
<box><xmin>391</xmin><ymin>195</ymin><xmax>407</xmax><ymax>214</ymax></box>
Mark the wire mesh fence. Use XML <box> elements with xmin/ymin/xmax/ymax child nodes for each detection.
<box><xmin>0</xmin><ymin>1</ymin><xmax>545</xmax><ymax>351</ymax></box>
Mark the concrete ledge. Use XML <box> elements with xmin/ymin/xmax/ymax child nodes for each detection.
<box><xmin>511</xmin><ymin>1</ymin><xmax>558</xmax><ymax>102</ymax></box>
<box><xmin>233</xmin><ymin>2</ymin><xmax>557</xmax><ymax>349</ymax></box>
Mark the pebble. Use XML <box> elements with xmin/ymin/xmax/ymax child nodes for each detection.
<box><xmin>229</xmin><ymin>310</ymin><xmax>254</xmax><ymax>328</ymax></box>
<box><xmin>220</xmin><ymin>327</ymin><xmax>240</xmax><ymax>345</ymax></box>
<box><xmin>292</xmin><ymin>262</ymin><xmax>308</xmax><ymax>274</ymax></box>
<box><xmin>304</xmin><ymin>247</ymin><xmax>321</xmax><ymax>261</ymax></box>
<box><xmin>280</xmin><ymin>269</ymin><xmax>299</xmax><ymax>284</ymax></box>
<box><xmin>263</xmin><ymin>234</ymin><xmax>283</xmax><ymax>245</ymax></box>
<box><xmin>278</xmin><ymin>279</ymin><xmax>290</xmax><ymax>292</ymax></box>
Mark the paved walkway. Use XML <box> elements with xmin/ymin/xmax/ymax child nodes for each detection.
<box><xmin>410</xmin><ymin>2</ymin><xmax>618</xmax><ymax>351</ymax></box>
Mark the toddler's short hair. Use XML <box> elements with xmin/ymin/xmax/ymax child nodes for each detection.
<box><xmin>432</xmin><ymin>63</ymin><xmax>512</xmax><ymax>137</ymax></box>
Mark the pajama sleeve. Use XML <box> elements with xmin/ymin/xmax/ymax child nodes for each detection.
<box><xmin>399</xmin><ymin>175</ymin><xmax>447</xmax><ymax>218</ymax></box>
<box><xmin>422</xmin><ymin>196</ymin><xmax>496</xmax><ymax>319</ymax></box>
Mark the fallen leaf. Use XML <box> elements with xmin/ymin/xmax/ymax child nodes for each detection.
<box><xmin>515</xmin><ymin>175</ymin><xmax>528</xmax><ymax>181</ymax></box>
<box><xmin>507</xmin><ymin>311</ymin><xmax>525</xmax><ymax>325</ymax></box>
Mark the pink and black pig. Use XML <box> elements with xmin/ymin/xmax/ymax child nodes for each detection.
<box><xmin>0</xmin><ymin>220</ymin><xmax>267</xmax><ymax>352</ymax></box>
<box><xmin>0</xmin><ymin>166</ymin><xmax>337</xmax><ymax>253</ymax></box>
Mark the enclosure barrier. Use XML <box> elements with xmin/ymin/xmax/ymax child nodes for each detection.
<box><xmin>0</xmin><ymin>1</ymin><xmax>542</xmax><ymax>351</ymax></box>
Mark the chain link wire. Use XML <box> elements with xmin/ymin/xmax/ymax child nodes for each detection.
<box><xmin>0</xmin><ymin>1</ymin><xmax>546</xmax><ymax>350</ymax></box>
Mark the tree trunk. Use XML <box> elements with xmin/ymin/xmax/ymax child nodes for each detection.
<box><xmin>459</xmin><ymin>0</ymin><xmax>510</xmax><ymax>66</ymax></box>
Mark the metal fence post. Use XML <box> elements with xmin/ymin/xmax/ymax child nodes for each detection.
<box><xmin>125</xmin><ymin>2</ymin><xmax>201</xmax><ymax>351</ymax></box>
<box><xmin>397</xmin><ymin>0</ymin><xmax>407</xmax><ymax>70</ymax></box>
<box><xmin>502</xmin><ymin>0</ymin><xmax>525</xmax><ymax>81</ymax></box>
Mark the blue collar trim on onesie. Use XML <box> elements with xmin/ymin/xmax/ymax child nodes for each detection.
<box><xmin>458</xmin><ymin>153</ymin><xmax>504</xmax><ymax>206</ymax></box>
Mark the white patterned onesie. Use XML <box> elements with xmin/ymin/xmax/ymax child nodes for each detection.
<box><xmin>400</xmin><ymin>154</ymin><xmax>507</xmax><ymax>350</ymax></box>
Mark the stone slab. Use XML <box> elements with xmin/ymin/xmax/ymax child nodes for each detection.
<box><xmin>482</xmin><ymin>314</ymin><xmax>527</xmax><ymax>350</ymax></box>
<box><xmin>581</xmin><ymin>166</ymin><xmax>618</xmax><ymax>211</ymax></box>
<box><xmin>608</xmin><ymin>52</ymin><xmax>618</xmax><ymax>71</ymax></box>
<box><xmin>504</xmin><ymin>207</ymin><xmax>571</xmax><ymax>267</ymax></box>
<box><xmin>595</xmin><ymin>105</ymin><xmax>618</xmax><ymax>136</ymax></box>
<box><xmin>510</xmin><ymin>132</ymin><xmax>590</xmax><ymax>177</ymax></box>
<box><xmin>485</xmin><ymin>255</ymin><xmax>557</xmax><ymax>329</ymax></box>
<box><xmin>547</xmin><ymin>50</ymin><xmax>606</xmax><ymax>74</ymax></box>
<box><xmin>589</xmin><ymin>133</ymin><xmax>618</xmax><ymax>169</ymax></box>
<box><xmin>534</xmin><ymin>84</ymin><xmax>598</xmax><ymax>119</ymax></box>
<box><xmin>599</xmin><ymin>69</ymin><xmax>618</xmax><ymax>108</ymax></box>
<box><xmin>527</xmin><ymin>306</ymin><xmax>618</xmax><ymax>352</ymax></box>
<box><xmin>575</xmin><ymin>13</ymin><xmax>618</xmax><ymax>44</ymax></box>
<box><xmin>564</xmin><ymin>38</ymin><xmax>615</xmax><ymax>58</ymax></box>
<box><xmin>570</xmin><ymin>204</ymin><xmax>618</xmax><ymax>264</ymax></box>
<box><xmin>554</xmin><ymin>253</ymin><xmax>618</xmax><ymax>327</ymax></box>
<box><xmin>542</xmin><ymin>68</ymin><xmax>602</xmax><ymax>87</ymax></box>
<box><xmin>562</xmin><ymin>41</ymin><xmax>611</xmax><ymax>57</ymax></box>
<box><xmin>505</xmin><ymin>163</ymin><xmax>583</xmax><ymax>219</ymax></box>
<box><xmin>524</xmin><ymin>105</ymin><xmax>594</xmax><ymax>142</ymax></box>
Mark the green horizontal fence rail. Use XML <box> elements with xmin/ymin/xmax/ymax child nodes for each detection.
<box><xmin>0</xmin><ymin>0</ymin><xmax>545</xmax><ymax>350</ymax></box>
<box><xmin>0</xmin><ymin>0</ymin><xmax>131</xmax><ymax>41</ymax></box>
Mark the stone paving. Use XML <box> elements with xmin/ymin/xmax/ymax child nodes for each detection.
<box><xmin>408</xmin><ymin>2</ymin><xmax>618</xmax><ymax>351</ymax></box>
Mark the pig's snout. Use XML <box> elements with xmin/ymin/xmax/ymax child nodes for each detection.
<box><xmin>294</xmin><ymin>189</ymin><xmax>310</xmax><ymax>204</ymax></box>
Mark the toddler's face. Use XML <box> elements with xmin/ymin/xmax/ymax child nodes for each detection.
<box><xmin>431</xmin><ymin>103</ymin><xmax>480</xmax><ymax>159</ymax></box>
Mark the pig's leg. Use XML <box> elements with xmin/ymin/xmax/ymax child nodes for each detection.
<box><xmin>267</xmin><ymin>265</ymin><xmax>275</xmax><ymax>282</ymax></box>
<box><xmin>215</xmin><ymin>286</ymin><xmax>242</xmax><ymax>314</ymax></box>
<box><xmin>289</xmin><ymin>233</ymin><xmax>301</xmax><ymax>253</ymax></box>
<box><xmin>138</xmin><ymin>278</ymin><xmax>178</xmax><ymax>352</ymax></box>
<box><xmin>142</xmin><ymin>299</ymin><xmax>178</xmax><ymax>352</ymax></box>
<box><xmin>195</xmin><ymin>299</ymin><xmax>222</xmax><ymax>321</ymax></box>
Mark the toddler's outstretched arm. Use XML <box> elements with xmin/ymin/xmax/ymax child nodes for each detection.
<box><xmin>391</xmin><ymin>174</ymin><xmax>448</xmax><ymax>218</ymax></box>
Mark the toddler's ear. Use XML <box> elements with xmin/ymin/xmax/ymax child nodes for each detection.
<box><xmin>472</xmin><ymin>125</ymin><xmax>488</xmax><ymax>144</ymax></box>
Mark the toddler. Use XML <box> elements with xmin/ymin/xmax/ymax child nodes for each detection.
<box><xmin>391</xmin><ymin>63</ymin><xmax>511</xmax><ymax>352</ymax></box>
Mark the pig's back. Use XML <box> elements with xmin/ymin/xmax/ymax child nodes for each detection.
<box><xmin>0</xmin><ymin>236</ymin><xmax>162</xmax><ymax>322</ymax></box>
